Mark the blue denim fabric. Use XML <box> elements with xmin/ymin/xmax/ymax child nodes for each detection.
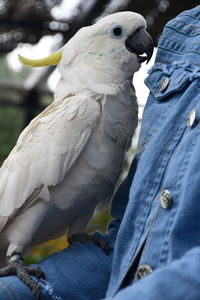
<box><xmin>106</xmin><ymin>5</ymin><xmax>200</xmax><ymax>299</ymax></box>
<box><xmin>0</xmin><ymin>5</ymin><xmax>200</xmax><ymax>300</ymax></box>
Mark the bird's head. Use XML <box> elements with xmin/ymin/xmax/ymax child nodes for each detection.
<box><xmin>19</xmin><ymin>11</ymin><xmax>153</xmax><ymax>95</ymax></box>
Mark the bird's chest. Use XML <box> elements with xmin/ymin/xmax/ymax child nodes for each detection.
<box><xmin>85</xmin><ymin>90</ymin><xmax>138</xmax><ymax>181</ymax></box>
<box><xmin>103</xmin><ymin>112</ymin><xmax>135</xmax><ymax>150</ymax></box>
<box><xmin>101</xmin><ymin>90</ymin><xmax>138</xmax><ymax>151</ymax></box>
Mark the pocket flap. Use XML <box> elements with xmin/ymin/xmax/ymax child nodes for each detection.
<box><xmin>145</xmin><ymin>63</ymin><xmax>191</xmax><ymax>100</ymax></box>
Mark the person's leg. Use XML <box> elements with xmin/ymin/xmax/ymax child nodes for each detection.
<box><xmin>0</xmin><ymin>242</ymin><xmax>112</xmax><ymax>300</ymax></box>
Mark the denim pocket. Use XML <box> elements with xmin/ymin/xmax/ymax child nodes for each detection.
<box><xmin>144</xmin><ymin>62</ymin><xmax>191</xmax><ymax>101</ymax></box>
<box><xmin>137</xmin><ymin>62</ymin><xmax>199</xmax><ymax>155</ymax></box>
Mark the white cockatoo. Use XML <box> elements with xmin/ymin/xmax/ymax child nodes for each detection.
<box><xmin>0</xmin><ymin>11</ymin><xmax>153</xmax><ymax>297</ymax></box>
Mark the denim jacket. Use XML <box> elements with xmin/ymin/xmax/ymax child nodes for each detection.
<box><xmin>106</xmin><ymin>5</ymin><xmax>200</xmax><ymax>299</ymax></box>
<box><xmin>107</xmin><ymin>5</ymin><xmax>200</xmax><ymax>300</ymax></box>
<box><xmin>0</xmin><ymin>5</ymin><xmax>200</xmax><ymax>300</ymax></box>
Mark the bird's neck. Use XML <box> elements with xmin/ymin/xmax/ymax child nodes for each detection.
<box><xmin>54</xmin><ymin>64</ymin><xmax>133</xmax><ymax>101</ymax></box>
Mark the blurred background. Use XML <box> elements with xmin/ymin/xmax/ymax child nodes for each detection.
<box><xmin>0</xmin><ymin>0</ymin><xmax>199</xmax><ymax>263</ymax></box>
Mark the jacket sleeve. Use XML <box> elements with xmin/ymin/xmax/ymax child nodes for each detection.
<box><xmin>106</xmin><ymin>247</ymin><xmax>200</xmax><ymax>300</ymax></box>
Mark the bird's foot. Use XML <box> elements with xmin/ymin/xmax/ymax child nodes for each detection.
<box><xmin>68</xmin><ymin>232</ymin><xmax>109</xmax><ymax>254</ymax></box>
<box><xmin>0</xmin><ymin>253</ymin><xmax>45</xmax><ymax>299</ymax></box>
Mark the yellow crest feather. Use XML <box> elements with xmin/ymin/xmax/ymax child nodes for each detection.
<box><xmin>18</xmin><ymin>50</ymin><xmax>62</xmax><ymax>67</ymax></box>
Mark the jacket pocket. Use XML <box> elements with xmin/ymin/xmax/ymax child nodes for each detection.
<box><xmin>144</xmin><ymin>62</ymin><xmax>192</xmax><ymax>101</ymax></box>
<box><xmin>136</xmin><ymin>62</ymin><xmax>195</xmax><ymax>155</ymax></box>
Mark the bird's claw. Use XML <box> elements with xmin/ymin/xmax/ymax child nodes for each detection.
<box><xmin>0</xmin><ymin>254</ymin><xmax>44</xmax><ymax>299</ymax></box>
<box><xmin>68</xmin><ymin>232</ymin><xmax>109</xmax><ymax>254</ymax></box>
<box><xmin>26</xmin><ymin>265</ymin><xmax>45</xmax><ymax>278</ymax></box>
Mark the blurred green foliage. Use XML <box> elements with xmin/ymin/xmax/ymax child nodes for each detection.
<box><xmin>0</xmin><ymin>107</ymin><xmax>23</xmax><ymax>165</ymax></box>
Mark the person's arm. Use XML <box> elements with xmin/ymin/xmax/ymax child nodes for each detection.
<box><xmin>105</xmin><ymin>247</ymin><xmax>200</xmax><ymax>300</ymax></box>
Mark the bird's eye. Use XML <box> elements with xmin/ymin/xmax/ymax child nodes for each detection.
<box><xmin>109</xmin><ymin>25</ymin><xmax>125</xmax><ymax>39</ymax></box>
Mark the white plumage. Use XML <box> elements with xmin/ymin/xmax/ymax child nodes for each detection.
<box><xmin>0</xmin><ymin>11</ymin><xmax>153</xmax><ymax>266</ymax></box>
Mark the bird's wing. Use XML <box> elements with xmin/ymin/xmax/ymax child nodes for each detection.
<box><xmin>0</xmin><ymin>93</ymin><xmax>101</xmax><ymax>229</ymax></box>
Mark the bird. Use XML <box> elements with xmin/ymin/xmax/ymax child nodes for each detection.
<box><xmin>0</xmin><ymin>11</ymin><xmax>153</xmax><ymax>298</ymax></box>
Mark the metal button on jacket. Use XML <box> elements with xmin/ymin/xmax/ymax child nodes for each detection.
<box><xmin>187</xmin><ymin>109</ymin><xmax>196</xmax><ymax>127</ymax></box>
<box><xmin>159</xmin><ymin>76</ymin><xmax>170</xmax><ymax>92</ymax></box>
<box><xmin>137</xmin><ymin>264</ymin><xmax>153</xmax><ymax>279</ymax></box>
<box><xmin>160</xmin><ymin>189</ymin><xmax>172</xmax><ymax>208</ymax></box>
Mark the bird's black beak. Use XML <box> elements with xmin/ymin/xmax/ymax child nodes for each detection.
<box><xmin>125</xmin><ymin>28</ymin><xmax>154</xmax><ymax>64</ymax></box>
